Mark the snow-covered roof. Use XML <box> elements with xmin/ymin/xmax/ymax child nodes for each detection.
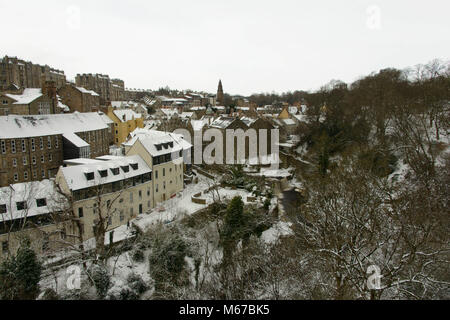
<box><xmin>282</xmin><ymin>119</ymin><xmax>296</xmax><ymax>126</ymax></box>
<box><xmin>113</xmin><ymin>109</ymin><xmax>142</xmax><ymax>122</ymax></box>
<box><xmin>75</xmin><ymin>87</ymin><xmax>99</xmax><ymax>96</ymax></box>
<box><xmin>240</xmin><ymin>116</ymin><xmax>257</xmax><ymax>127</ymax></box>
<box><xmin>190</xmin><ymin>106</ymin><xmax>206</xmax><ymax>111</ymax></box>
<box><xmin>210</xmin><ymin>116</ymin><xmax>236</xmax><ymax>129</ymax></box>
<box><xmin>0</xmin><ymin>180</ymin><xmax>68</xmax><ymax>222</ymax></box>
<box><xmin>63</xmin><ymin>132</ymin><xmax>90</xmax><ymax>148</ymax></box>
<box><xmin>0</xmin><ymin>113</ymin><xmax>109</xmax><ymax>139</ymax></box>
<box><xmin>180</xmin><ymin>112</ymin><xmax>194</xmax><ymax>119</ymax></box>
<box><xmin>60</xmin><ymin>155</ymin><xmax>151</xmax><ymax>191</ymax></box>
<box><xmin>191</xmin><ymin>119</ymin><xmax>208</xmax><ymax>131</ymax></box>
<box><xmin>288</xmin><ymin>106</ymin><xmax>298</xmax><ymax>115</ymax></box>
<box><xmin>56</xmin><ymin>95</ymin><xmax>70</xmax><ymax>112</ymax></box>
<box><xmin>125</xmin><ymin>129</ymin><xmax>192</xmax><ymax>157</ymax></box>
<box><xmin>4</xmin><ymin>88</ymin><xmax>43</xmax><ymax>105</ymax></box>
<box><xmin>98</xmin><ymin>111</ymin><xmax>114</xmax><ymax>124</ymax></box>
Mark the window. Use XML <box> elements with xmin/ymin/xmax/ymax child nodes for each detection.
<box><xmin>24</xmin><ymin>171</ymin><xmax>28</xmax><ymax>180</ymax></box>
<box><xmin>41</xmin><ymin>170</ymin><xmax>45</xmax><ymax>178</ymax></box>
<box><xmin>147</xmin><ymin>189</ymin><xmax>150</xmax><ymax>197</ymax></box>
<box><xmin>12</xmin><ymin>158</ymin><xmax>17</xmax><ymax>167</ymax></box>
<box><xmin>163</xmin><ymin>168</ymin><xmax>165</xmax><ymax>177</ymax></box>
<box><xmin>99</xmin><ymin>169</ymin><xmax>107</xmax><ymax>178</ymax></box>
<box><xmin>47</xmin><ymin>137</ymin><xmax>51</xmax><ymax>149</ymax></box>
<box><xmin>147</xmin><ymin>201</ymin><xmax>151</xmax><ymax>208</ymax></box>
<box><xmin>0</xmin><ymin>204</ymin><xmax>6</xmax><ymax>214</ymax></box>
<box><xmin>2</xmin><ymin>100</ymin><xmax>8</xmax><ymax>105</ymax></box>
<box><xmin>78</xmin><ymin>207</ymin><xmax>83</xmax><ymax>218</ymax></box>
<box><xmin>120</xmin><ymin>211</ymin><xmax>124</xmax><ymax>222</ymax></box>
<box><xmin>41</xmin><ymin>155</ymin><xmax>44</xmax><ymax>163</ymax></box>
<box><xmin>84</xmin><ymin>172</ymin><xmax>94</xmax><ymax>180</ymax></box>
<box><xmin>23</xmin><ymin>156</ymin><xmax>27</xmax><ymax>165</ymax></box>
<box><xmin>1</xmin><ymin>140</ymin><xmax>5</xmax><ymax>154</ymax></box>
<box><xmin>156</xmin><ymin>184</ymin><xmax>158</xmax><ymax>193</ymax></box>
<box><xmin>121</xmin><ymin>165</ymin><xmax>130</xmax><ymax>173</ymax></box>
<box><xmin>16</xmin><ymin>201</ymin><xmax>27</xmax><ymax>210</ymax></box>
<box><xmin>32</xmin><ymin>156</ymin><xmax>36</xmax><ymax>165</ymax></box>
<box><xmin>11</xmin><ymin>140</ymin><xmax>16</xmax><ymax>153</ymax></box>
<box><xmin>49</xmin><ymin>154</ymin><xmax>53</xmax><ymax>162</ymax></box>
<box><xmin>36</xmin><ymin>198</ymin><xmax>47</xmax><ymax>207</ymax></box>
<box><xmin>55</xmin><ymin>137</ymin><xmax>59</xmax><ymax>149</ymax></box>
<box><xmin>155</xmin><ymin>170</ymin><xmax>158</xmax><ymax>179</ymax></box>
<box><xmin>108</xmin><ymin>217</ymin><xmax>112</xmax><ymax>226</ymax></box>
<box><xmin>13</xmin><ymin>173</ymin><xmax>18</xmax><ymax>181</ymax></box>
<box><xmin>21</xmin><ymin>139</ymin><xmax>26</xmax><ymax>152</ymax></box>
<box><xmin>31</xmin><ymin>138</ymin><xmax>35</xmax><ymax>151</ymax></box>
<box><xmin>163</xmin><ymin>181</ymin><xmax>166</xmax><ymax>190</ymax></box>
<box><xmin>39</xmin><ymin>137</ymin><xmax>43</xmax><ymax>150</ymax></box>
<box><xmin>130</xmin><ymin>193</ymin><xmax>133</xmax><ymax>202</ymax></box>
<box><xmin>139</xmin><ymin>190</ymin><xmax>142</xmax><ymax>199</ymax></box>
<box><xmin>130</xmin><ymin>163</ymin><xmax>138</xmax><ymax>170</ymax></box>
<box><xmin>111</xmin><ymin>167</ymin><xmax>119</xmax><ymax>175</ymax></box>
<box><xmin>33</xmin><ymin>171</ymin><xmax>37</xmax><ymax>179</ymax></box>
<box><xmin>130</xmin><ymin>207</ymin><xmax>133</xmax><ymax>216</ymax></box>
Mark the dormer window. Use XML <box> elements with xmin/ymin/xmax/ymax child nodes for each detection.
<box><xmin>99</xmin><ymin>169</ymin><xmax>108</xmax><ymax>178</ymax></box>
<box><xmin>85</xmin><ymin>171</ymin><xmax>94</xmax><ymax>180</ymax></box>
<box><xmin>121</xmin><ymin>165</ymin><xmax>130</xmax><ymax>173</ymax></box>
<box><xmin>155</xmin><ymin>144</ymin><xmax>162</xmax><ymax>151</ymax></box>
<box><xmin>111</xmin><ymin>167</ymin><xmax>120</xmax><ymax>175</ymax></box>
<box><xmin>0</xmin><ymin>204</ymin><xmax>6</xmax><ymax>214</ymax></box>
<box><xmin>169</xmin><ymin>142</ymin><xmax>174</xmax><ymax>148</ymax></box>
<box><xmin>36</xmin><ymin>198</ymin><xmax>47</xmax><ymax>207</ymax></box>
<box><xmin>130</xmin><ymin>163</ymin><xmax>138</xmax><ymax>170</ymax></box>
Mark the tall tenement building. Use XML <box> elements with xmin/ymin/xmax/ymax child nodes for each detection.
<box><xmin>0</xmin><ymin>56</ymin><xmax>66</xmax><ymax>90</ymax></box>
<box><xmin>75</xmin><ymin>73</ymin><xmax>125</xmax><ymax>105</ymax></box>
<box><xmin>216</xmin><ymin>79</ymin><xmax>224</xmax><ymax>106</ymax></box>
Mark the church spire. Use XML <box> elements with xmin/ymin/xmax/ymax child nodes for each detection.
<box><xmin>216</xmin><ymin>79</ymin><xmax>224</xmax><ymax>106</ymax></box>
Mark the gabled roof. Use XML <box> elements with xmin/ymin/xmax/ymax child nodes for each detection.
<box><xmin>4</xmin><ymin>88</ymin><xmax>43</xmax><ymax>105</ymax></box>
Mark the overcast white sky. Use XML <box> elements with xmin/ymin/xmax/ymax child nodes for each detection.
<box><xmin>1</xmin><ymin>0</ymin><xmax>449</xmax><ymax>95</ymax></box>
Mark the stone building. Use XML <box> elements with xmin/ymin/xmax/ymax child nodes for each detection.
<box><xmin>56</xmin><ymin>155</ymin><xmax>153</xmax><ymax>242</ymax></box>
<box><xmin>0</xmin><ymin>155</ymin><xmax>155</xmax><ymax>261</ymax></box>
<box><xmin>58</xmin><ymin>84</ymin><xmax>100</xmax><ymax>113</ymax></box>
<box><xmin>0</xmin><ymin>113</ymin><xmax>110</xmax><ymax>187</ymax></box>
<box><xmin>0</xmin><ymin>179</ymin><xmax>74</xmax><ymax>261</ymax></box>
<box><xmin>0</xmin><ymin>55</ymin><xmax>66</xmax><ymax>90</ymax></box>
<box><xmin>75</xmin><ymin>73</ymin><xmax>125</xmax><ymax>105</ymax></box>
<box><xmin>0</xmin><ymin>80</ymin><xmax>67</xmax><ymax>115</ymax></box>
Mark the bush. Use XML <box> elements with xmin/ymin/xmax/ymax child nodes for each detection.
<box><xmin>89</xmin><ymin>264</ymin><xmax>111</xmax><ymax>299</ymax></box>
<box><xmin>131</xmin><ymin>249</ymin><xmax>145</xmax><ymax>263</ymax></box>
<box><xmin>119</xmin><ymin>288</ymin><xmax>139</xmax><ymax>300</ymax></box>
<box><xmin>127</xmin><ymin>273</ymin><xmax>148</xmax><ymax>295</ymax></box>
<box><xmin>0</xmin><ymin>239</ymin><xmax>42</xmax><ymax>300</ymax></box>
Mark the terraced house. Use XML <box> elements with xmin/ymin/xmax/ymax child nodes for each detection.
<box><xmin>0</xmin><ymin>113</ymin><xmax>111</xmax><ymax>187</ymax></box>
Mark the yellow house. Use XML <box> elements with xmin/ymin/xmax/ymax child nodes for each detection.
<box><xmin>277</xmin><ymin>106</ymin><xmax>290</xmax><ymax>120</ymax></box>
<box><xmin>107</xmin><ymin>106</ymin><xmax>144</xmax><ymax>146</ymax></box>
